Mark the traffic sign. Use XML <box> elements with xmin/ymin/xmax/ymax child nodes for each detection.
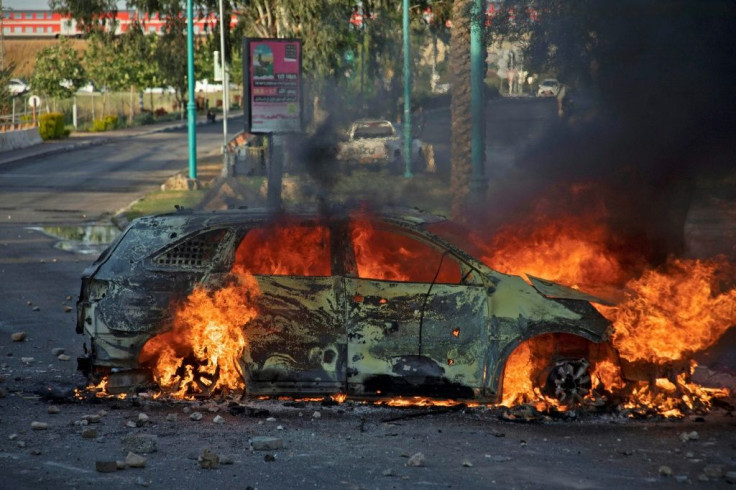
<box><xmin>28</xmin><ymin>95</ymin><xmax>42</xmax><ymax>108</ymax></box>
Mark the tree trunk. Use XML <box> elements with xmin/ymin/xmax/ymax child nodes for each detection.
<box><xmin>450</xmin><ymin>0</ymin><xmax>473</xmax><ymax>221</ymax></box>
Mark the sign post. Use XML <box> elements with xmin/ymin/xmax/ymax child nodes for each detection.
<box><xmin>243</xmin><ymin>38</ymin><xmax>302</xmax><ymax>211</ymax></box>
<box><xmin>28</xmin><ymin>95</ymin><xmax>41</xmax><ymax>126</ymax></box>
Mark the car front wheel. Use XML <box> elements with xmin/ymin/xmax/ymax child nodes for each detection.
<box><xmin>542</xmin><ymin>358</ymin><xmax>592</xmax><ymax>405</ymax></box>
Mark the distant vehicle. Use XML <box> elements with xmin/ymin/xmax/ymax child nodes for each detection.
<box><xmin>144</xmin><ymin>86</ymin><xmax>176</xmax><ymax>94</ymax></box>
<box><xmin>60</xmin><ymin>80</ymin><xmax>96</xmax><ymax>93</ymax></box>
<box><xmin>337</xmin><ymin>119</ymin><xmax>405</xmax><ymax>172</ymax></box>
<box><xmin>7</xmin><ymin>78</ymin><xmax>29</xmax><ymax>96</ymax></box>
<box><xmin>537</xmin><ymin>78</ymin><xmax>561</xmax><ymax>97</ymax></box>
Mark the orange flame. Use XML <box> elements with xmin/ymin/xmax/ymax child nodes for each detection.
<box><xmin>351</xmin><ymin>216</ymin><xmax>461</xmax><ymax>283</ymax></box>
<box><xmin>478</xmin><ymin>209</ymin><xmax>734</xmax><ymax>413</ymax></box>
<box><xmin>598</xmin><ymin>257</ymin><xmax>736</xmax><ymax>363</ymax></box>
<box><xmin>139</xmin><ymin>274</ymin><xmax>260</xmax><ymax>398</ymax></box>
<box><xmin>233</xmin><ymin>222</ymin><xmax>331</xmax><ymax>276</ymax></box>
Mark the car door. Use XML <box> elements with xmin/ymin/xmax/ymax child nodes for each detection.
<box><xmin>344</xmin><ymin>218</ymin><xmax>489</xmax><ymax>399</ymax></box>
<box><xmin>230</xmin><ymin>219</ymin><xmax>347</xmax><ymax>396</ymax></box>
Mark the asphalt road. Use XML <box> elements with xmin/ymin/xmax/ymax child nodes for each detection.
<box><xmin>0</xmin><ymin>120</ymin><xmax>230</xmax><ymax>224</ymax></box>
<box><xmin>0</xmin><ymin>109</ymin><xmax>735</xmax><ymax>489</ymax></box>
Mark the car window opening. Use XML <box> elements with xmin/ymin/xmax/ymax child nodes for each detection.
<box><xmin>232</xmin><ymin>224</ymin><xmax>331</xmax><ymax>277</ymax></box>
<box><xmin>350</xmin><ymin>219</ymin><xmax>462</xmax><ymax>283</ymax></box>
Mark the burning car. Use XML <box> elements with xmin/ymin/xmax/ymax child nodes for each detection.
<box><xmin>76</xmin><ymin>207</ymin><xmax>615</xmax><ymax>403</ymax></box>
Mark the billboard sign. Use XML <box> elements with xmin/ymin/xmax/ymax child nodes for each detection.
<box><xmin>243</xmin><ymin>38</ymin><xmax>302</xmax><ymax>133</ymax></box>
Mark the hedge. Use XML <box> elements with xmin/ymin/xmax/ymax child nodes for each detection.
<box><xmin>38</xmin><ymin>112</ymin><xmax>67</xmax><ymax>140</ymax></box>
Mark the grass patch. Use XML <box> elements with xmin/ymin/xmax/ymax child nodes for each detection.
<box><xmin>125</xmin><ymin>189</ymin><xmax>206</xmax><ymax>221</ymax></box>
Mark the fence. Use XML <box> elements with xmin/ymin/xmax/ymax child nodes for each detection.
<box><xmin>1</xmin><ymin>89</ymin><xmax>242</xmax><ymax>129</ymax></box>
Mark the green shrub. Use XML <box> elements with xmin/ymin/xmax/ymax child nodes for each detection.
<box><xmin>133</xmin><ymin>111</ymin><xmax>155</xmax><ymax>126</ymax></box>
<box><xmin>38</xmin><ymin>112</ymin><xmax>67</xmax><ymax>140</ymax></box>
<box><xmin>91</xmin><ymin>114</ymin><xmax>120</xmax><ymax>132</ymax></box>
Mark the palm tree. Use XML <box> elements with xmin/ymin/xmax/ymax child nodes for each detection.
<box><xmin>450</xmin><ymin>0</ymin><xmax>473</xmax><ymax>220</ymax></box>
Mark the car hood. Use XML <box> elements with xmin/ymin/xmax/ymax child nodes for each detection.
<box><xmin>527</xmin><ymin>275</ymin><xmax>615</xmax><ymax>306</ymax></box>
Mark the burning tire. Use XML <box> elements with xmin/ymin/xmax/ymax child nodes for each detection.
<box><xmin>542</xmin><ymin>358</ymin><xmax>592</xmax><ymax>405</ymax></box>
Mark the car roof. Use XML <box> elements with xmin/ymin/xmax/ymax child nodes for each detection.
<box><xmin>141</xmin><ymin>205</ymin><xmax>448</xmax><ymax>230</ymax></box>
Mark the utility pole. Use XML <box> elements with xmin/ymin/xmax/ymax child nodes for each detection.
<box><xmin>186</xmin><ymin>0</ymin><xmax>197</xmax><ymax>180</ymax></box>
<box><xmin>0</xmin><ymin>1</ymin><xmax>7</xmax><ymax>71</ymax></box>
<box><xmin>402</xmin><ymin>0</ymin><xmax>412</xmax><ymax>178</ymax></box>
<box><xmin>218</xmin><ymin>0</ymin><xmax>228</xmax><ymax>152</ymax></box>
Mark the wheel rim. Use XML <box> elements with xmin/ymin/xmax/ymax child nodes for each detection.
<box><xmin>545</xmin><ymin>359</ymin><xmax>592</xmax><ymax>405</ymax></box>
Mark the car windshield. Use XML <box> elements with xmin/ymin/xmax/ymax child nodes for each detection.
<box><xmin>353</xmin><ymin>123</ymin><xmax>394</xmax><ymax>139</ymax></box>
<box><xmin>541</xmin><ymin>80</ymin><xmax>557</xmax><ymax>86</ymax></box>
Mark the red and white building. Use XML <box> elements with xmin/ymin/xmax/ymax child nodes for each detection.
<box><xmin>0</xmin><ymin>9</ymin><xmax>237</xmax><ymax>38</ymax></box>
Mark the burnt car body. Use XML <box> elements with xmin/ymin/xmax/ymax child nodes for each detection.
<box><xmin>77</xmin><ymin>208</ymin><xmax>613</xmax><ymax>402</ymax></box>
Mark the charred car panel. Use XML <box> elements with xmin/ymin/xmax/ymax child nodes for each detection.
<box><xmin>77</xmin><ymin>208</ymin><xmax>615</xmax><ymax>402</ymax></box>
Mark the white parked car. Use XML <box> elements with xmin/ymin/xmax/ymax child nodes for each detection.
<box><xmin>537</xmin><ymin>78</ymin><xmax>561</xmax><ymax>97</ymax></box>
<box><xmin>7</xmin><ymin>78</ymin><xmax>29</xmax><ymax>96</ymax></box>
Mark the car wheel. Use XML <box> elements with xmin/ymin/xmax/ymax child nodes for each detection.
<box><xmin>542</xmin><ymin>358</ymin><xmax>592</xmax><ymax>405</ymax></box>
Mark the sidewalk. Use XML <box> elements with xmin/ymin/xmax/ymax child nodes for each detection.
<box><xmin>0</xmin><ymin>115</ymin><xmax>212</xmax><ymax>167</ymax></box>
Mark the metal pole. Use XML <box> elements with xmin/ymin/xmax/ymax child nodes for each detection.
<box><xmin>186</xmin><ymin>0</ymin><xmax>198</xmax><ymax>180</ymax></box>
<box><xmin>402</xmin><ymin>0</ymin><xmax>412</xmax><ymax>179</ymax></box>
<box><xmin>469</xmin><ymin>0</ymin><xmax>487</xmax><ymax>198</ymax></box>
<box><xmin>218</xmin><ymin>0</ymin><xmax>228</xmax><ymax>152</ymax></box>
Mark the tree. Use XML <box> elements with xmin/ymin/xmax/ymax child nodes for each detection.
<box><xmin>155</xmin><ymin>9</ymin><xmax>189</xmax><ymax>116</ymax></box>
<box><xmin>49</xmin><ymin>0</ymin><xmax>119</xmax><ymax>34</ymax></box>
<box><xmin>31</xmin><ymin>38</ymin><xmax>86</xmax><ymax>104</ymax></box>
<box><xmin>0</xmin><ymin>63</ymin><xmax>16</xmax><ymax>114</ymax></box>
<box><xmin>118</xmin><ymin>24</ymin><xmax>166</xmax><ymax>118</ymax></box>
<box><xmin>449</xmin><ymin>0</ymin><xmax>472</xmax><ymax>220</ymax></box>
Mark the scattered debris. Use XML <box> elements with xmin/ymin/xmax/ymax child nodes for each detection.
<box><xmin>121</xmin><ymin>434</ymin><xmax>158</xmax><ymax>454</ymax></box>
<box><xmin>57</xmin><ymin>354</ymin><xmax>71</xmax><ymax>362</ymax></box>
<box><xmin>659</xmin><ymin>465</ymin><xmax>673</xmax><ymax>476</ymax></box>
<box><xmin>137</xmin><ymin>413</ymin><xmax>150</xmax><ymax>426</ymax></box>
<box><xmin>213</xmin><ymin>415</ymin><xmax>225</xmax><ymax>424</ymax></box>
<box><xmin>462</xmin><ymin>460</ymin><xmax>473</xmax><ymax>467</ymax></box>
<box><xmin>703</xmin><ymin>464</ymin><xmax>724</xmax><ymax>478</ymax></box>
<box><xmin>198</xmin><ymin>449</ymin><xmax>219</xmax><ymax>469</ymax></box>
<box><xmin>31</xmin><ymin>421</ymin><xmax>48</xmax><ymax>430</ymax></box>
<box><xmin>51</xmin><ymin>348</ymin><xmax>65</xmax><ymax>356</ymax></box>
<box><xmin>190</xmin><ymin>412</ymin><xmax>203</xmax><ymax>421</ymax></box>
<box><xmin>312</xmin><ymin>411</ymin><xmax>322</xmax><ymax>419</ymax></box>
<box><xmin>251</xmin><ymin>436</ymin><xmax>283</xmax><ymax>451</ymax></box>
<box><xmin>679</xmin><ymin>431</ymin><xmax>699</xmax><ymax>442</ymax></box>
<box><xmin>47</xmin><ymin>406</ymin><xmax>60</xmax><ymax>415</ymax></box>
<box><xmin>82</xmin><ymin>428</ymin><xmax>97</xmax><ymax>439</ymax></box>
<box><xmin>166</xmin><ymin>413</ymin><xmax>178</xmax><ymax>422</ymax></box>
<box><xmin>96</xmin><ymin>461</ymin><xmax>118</xmax><ymax>473</ymax></box>
<box><xmin>407</xmin><ymin>452</ymin><xmax>426</xmax><ymax>467</ymax></box>
<box><xmin>125</xmin><ymin>452</ymin><xmax>147</xmax><ymax>468</ymax></box>
<box><xmin>264</xmin><ymin>454</ymin><xmax>276</xmax><ymax>462</ymax></box>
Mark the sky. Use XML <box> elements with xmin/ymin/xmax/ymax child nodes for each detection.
<box><xmin>3</xmin><ymin>1</ymin><xmax>53</xmax><ymax>8</ymax></box>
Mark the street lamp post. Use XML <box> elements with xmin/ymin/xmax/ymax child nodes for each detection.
<box><xmin>186</xmin><ymin>0</ymin><xmax>197</xmax><ymax>180</ymax></box>
<box><xmin>402</xmin><ymin>0</ymin><xmax>412</xmax><ymax>179</ymax></box>
<box><xmin>218</xmin><ymin>0</ymin><xmax>228</xmax><ymax>152</ymax></box>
